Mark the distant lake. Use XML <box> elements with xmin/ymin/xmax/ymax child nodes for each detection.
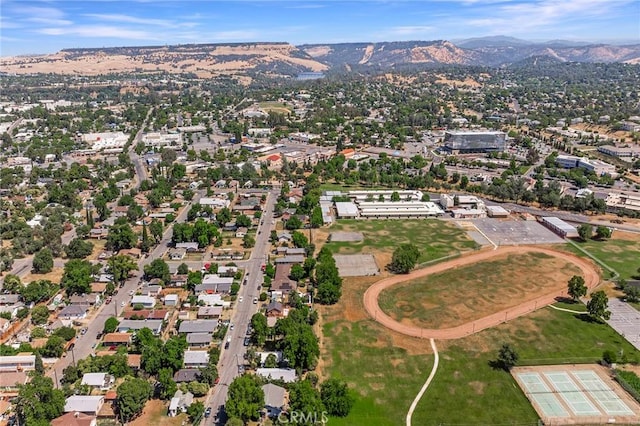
<box><xmin>296</xmin><ymin>72</ymin><xmax>325</xmax><ymax>80</ymax></box>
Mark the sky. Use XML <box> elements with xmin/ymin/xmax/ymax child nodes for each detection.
<box><xmin>1</xmin><ymin>0</ymin><xmax>639</xmax><ymax>56</ymax></box>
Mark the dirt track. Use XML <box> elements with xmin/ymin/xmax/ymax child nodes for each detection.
<box><xmin>363</xmin><ymin>246</ymin><xmax>601</xmax><ymax>340</ymax></box>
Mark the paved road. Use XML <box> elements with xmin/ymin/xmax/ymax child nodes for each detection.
<box><xmin>203</xmin><ymin>188</ymin><xmax>278</xmax><ymax>425</ymax></box>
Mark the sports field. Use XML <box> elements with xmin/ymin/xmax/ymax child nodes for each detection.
<box><xmin>320</xmin><ymin>219</ymin><xmax>479</xmax><ymax>265</ymax></box>
<box><xmin>378</xmin><ymin>251</ymin><xmax>582</xmax><ymax>329</ymax></box>
<box><xmin>258</xmin><ymin>101</ymin><xmax>292</xmax><ymax>114</ymax></box>
<box><xmin>565</xmin><ymin>230</ymin><xmax>640</xmax><ymax>280</ymax></box>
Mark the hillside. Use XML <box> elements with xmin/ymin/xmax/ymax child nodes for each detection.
<box><xmin>1</xmin><ymin>38</ymin><xmax>639</xmax><ymax>79</ymax></box>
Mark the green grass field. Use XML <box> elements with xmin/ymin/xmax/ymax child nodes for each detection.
<box><xmin>378</xmin><ymin>252</ymin><xmax>581</xmax><ymax>329</ymax></box>
<box><xmin>564</xmin><ymin>236</ymin><xmax>640</xmax><ymax>280</ymax></box>
<box><xmin>258</xmin><ymin>101</ymin><xmax>292</xmax><ymax>113</ymax></box>
<box><xmin>324</xmin><ymin>219</ymin><xmax>479</xmax><ymax>264</ymax></box>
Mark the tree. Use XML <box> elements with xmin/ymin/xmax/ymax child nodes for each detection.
<box><xmin>595</xmin><ymin>225</ymin><xmax>612</xmax><ymax>240</ymax></box>
<box><xmin>106</xmin><ymin>222</ymin><xmax>137</xmax><ymax>251</ymax></box>
<box><xmin>31</xmin><ymin>305</ymin><xmax>50</xmax><ymax>325</ymax></box>
<box><xmin>285</xmin><ymin>216</ymin><xmax>302</xmax><ymax>230</ymax></box>
<box><xmin>390</xmin><ymin>191</ymin><xmax>400</xmax><ymax>202</ymax></box>
<box><xmin>250</xmin><ymin>313</ymin><xmax>268</xmax><ymax>346</ymax></box>
<box><xmin>264</xmin><ymin>353</ymin><xmax>278</xmax><ymax>368</ymax></box>
<box><xmin>61</xmin><ymin>259</ymin><xmax>96</xmax><ymax>296</ymax></box>
<box><xmin>149</xmin><ymin>219</ymin><xmax>163</xmax><ymax>243</ymax></box>
<box><xmin>187</xmin><ymin>381</ymin><xmax>209</xmax><ymax>397</ymax></box>
<box><xmin>14</xmin><ymin>375</ymin><xmax>65</xmax><ymax>426</ymax></box>
<box><xmin>567</xmin><ymin>275</ymin><xmax>587</xmax><ymax>302</ymax></box>
<box><xmin>225</xmin><ymin>374</ymin><xmax>264</xmax><ymax>422</ymax></box>
<box><xmin>104</xmin><ymin>316</ymin><xmax>120</xmax><ymax>334</ymax></box>
<box><xmin>310</xmin><ymin>206</ymin><xmax>323</xmax><ymax>228</ymax></box>
<box><xmin>388</xmin><ymin>244</ymin><xmax>420</xmax><ymax>274</ymax></box>
<box><xmin>32</xmin><ymin>247</ymin><xmax>54</xmax><ymax>274</ymax></box>
<box><xmin>187</xmin><ymin>401</ymin><xmax>204</xmax><ymax>423</ymax></box>
<box><xmin>21</xmin><ymin>280</ymin><xmax>57</xmax><ymax>304</ymax></box>
<box><xmin>288</xmin><ymin>379</ymin><xmax>325</xmax><ymax>421</ymax></box>
<box><xmin>577</xmin><ymin>224</ymin><xmax>593</xmax><ymax>242</ymax></box>
<box><xmin>177</xmin><ymin>263</ymin><xmax>189</xmax><ymax>275</ymax></box>
<box><xmin>587</xmin><ymin>290</ymin><xmax>611</xmax><ymax>321</ymax></box>
<box><xmin>290</xmin><ymin>264</ymin><xmax>306</xmax><ymax>282</ymax></box>
<box><xmin>2</xmin><ymin>274</ymin><xmax>22</xmax><ymax>293</ymax></box>
<box><xmin>236</xmin><ymin>214</ymin><xmax>251</xmax><ymax>228</ymax></box>
<box><xmin>496</xmin><ymin>343</ymin><xmax>519</xmax><ymax>371</ymax></box>
<box><xmin>141</xmin><ymin>222</ymin><xmax>152</xmax><ymax>253</ymax></box>
<box><xmin>53</xmin><ymin>326</ymin><xmax>76</xmax><ymax>341</ymax></box>
<box><xmin>321</xmin><ymin>378</ymin><xmax>354</xmax><ymax>417</ymax></box>
<box><xmin>144</xmin><ymin>258</ymin><xmax>170</xmax><ymax>283</ymax></box>
<box><xmin>157</xmin><ymin>367</ymin><xmax>177</xmax><ymax>400</ymax></box>
<box><xmin>243</xmin><ymin>234</ymin><xmax>255</xmax><ymax>248</ymax></box>
<box><xmin>42</xmin><ymin>335</ymin><xmax>65</xmax><ymax>357</ymax></box>
<box><xmin>64</xmin><ymin>238</ymin><xmax>94</xmax><ymax>259</ymax></box>
<box><xmin>292</xmin><ymin>231</ymin><xmax>309</xmax><ymax>249</ymax></box>
<box><xmin>107</xmin><ymin>254</ymin><xmax>137</xmax><ymax>286</ymax></box>
<box><xmin>116</xmin><ymin>377</ymin><xmax>152</xmax><ymax>423</ymax></box>
<box><xmin>34</xmin><ymin>352</ymin><xmax>45</xmax><ymax>375</ymax></box>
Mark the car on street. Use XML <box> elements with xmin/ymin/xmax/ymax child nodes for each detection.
<box><xmin>253</xmin><ymin>297</ymin><xmax>258</xmax><ymax>304</ymax></box>
<box><xmin>243</xmin><ymin>337</ymin><xmax>250</xmax><ymax>346</ymax></box>
<box><xmin>229</xmin><ymin>323</ymin><xmax>234</xmax><ymax>330</ymax></box>
<box><xmin>257</xmin><ymin>285</ymin><xmax>261</xmax><ymax>291</ymax></box>
<box><xmin>81</xmin><ymin>328</ymin><xmax>87</xmax><ymax>335</ymax></box>
<box><xmin>128</xmin><ymin>290</ymin><xmax>134</xmax><ymax>296</ymax></box>
<box><xmin>204</xmin><ymin>407</ymin><xmax>212</xmax><ymax>418</ymax></box>
<box><xmin>238</xmin><ymin>296</ymin><xmax>243</xmax><ymax>303</ymax></box>
<box><xmin>120</xmin><ymin>301</ymin><xmax>126</xmax><ymax>307</ymax></box>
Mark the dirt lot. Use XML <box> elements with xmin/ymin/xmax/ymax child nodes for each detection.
<box><xmin>130</xmin><ymin>399</ymin><xmax>187</xmax><ymax>426</ymax></box>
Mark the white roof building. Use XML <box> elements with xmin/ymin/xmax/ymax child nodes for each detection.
<box><xmin>64</xmin><ymin>396</ymin><xmax>104</xmax><ymax>415</ymax></box>
<box><xmin>335</xmin><ymin>202</ymin><xmax>359</xmax><ymax>218</ymax></box>
<box><xmin>256</xmin><ymin>368</ymin><xmax>297</xmax><ymax>383</ymax></box>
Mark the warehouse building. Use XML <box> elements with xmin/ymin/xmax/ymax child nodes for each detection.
<box><xmin>442</xmin><ymin>131</ymin><xmax>506</xmax><ymax>154</ymax></box>
<box><xmin>486</xmin><ymin>205</ymin><xmax>510</xmax><ymax>218</ymax></box>
<box><xmin>357</xmin><ymin>201</ymin><xmax>444</xmax><ymax>219</ymax></box>
<box><xmin>540</xmin><ymin>216</ymin><xmax>579</xmax><ymax>238</ymax></box>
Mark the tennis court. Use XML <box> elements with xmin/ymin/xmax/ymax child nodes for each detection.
<box><xmin>513</xmin><ymin>365</ymin><xmax>640</xmax><ymax>425</ymax></box>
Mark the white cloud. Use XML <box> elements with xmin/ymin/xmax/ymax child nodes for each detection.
<box><xmin>38</xmin><ymin>25</ymin><xmax>157</xmax><ymax>41</ymax></box>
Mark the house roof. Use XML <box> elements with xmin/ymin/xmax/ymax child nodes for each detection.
<box><xmin>103</xmin><ymin>333</ymin><xmax>131</xmax><ymax>344</ymax></box>
<box><xmin>197</xmin><ymin>306</ymin><xmax>223</xmax><ymax>316</ymax></box>
<box><xmin>0</xmin><ymin>294</ymin><xmax>21</xmax><ymax>304</ymax></box>
<box><xmin>173</xmin><ymin>368</ymin><xmax>200</xmax><ymax>383</ymax></box>
<box><xmin>64</xmin><ymin>395</ymin><xmax>104</xmax><ymax>413</ymax></box>
<box><xmin>183</xmin><ymin>350</ymin><xmax>209</xmax><ymax>364</ymax></box>
<box><xmin>179</xmin><ymin>320</ymin><xmax>219</xmax><ymax>334</ymax></box>
<box><xmin>127</xmin><ymin>354</ymin><xmax>141</xmax><ymax>368</ymax></box>
<box><xmin>51</xmin><ymin>412</ymin><xmax>96</xmax><ymax>426</ymax></box>
<box><xmin>122</xmin><ymin>309</ymin><xmax>168</xmax><ymax>320</ymax></box>
<box><xmin>131</xmin><ymin>295</ymin><xmax>156</xmax><ymax>305</ymax></box>
<box><xmin>266</xmin><ymin>301</ymin><xmax>284</xmax><ymax>313</ymax></box>
<box><xmin>0</xmin><ymin>371</ymin><xmax>27</xmax><ymax>388</ymax></box>
<box><xmin>81</xmin><ymin>372</ymin><xmax>109</xmax><ymax>387</ymax></box>
<box><xmin>274</xmin><ymin>255</ymin><xmax>305</xmax><ymax>264</ymax></box>
<box><xmin>256</xmin><ymin>368</ymin><xmax>297</xmax><ymax>383</ymax></box>
<box><xmin>58</xmin><ymin>304</ymin><xmax>89</xmax><ymax>317</ymax></box>
<box><xmin>118</xmin><ymin>319</ymin><xmax>163</xmax><ymax>331</ymax></box>
<box><xmin>262</xmin><ymin>383</ymin><xmax>286</xmax><ymax>408</ymax></box>
<box><xmin>186</xmin><ymin>333</ymin><xmax>213</xmax><ymax>344</ymax></box>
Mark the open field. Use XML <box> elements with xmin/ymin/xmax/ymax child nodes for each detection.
<box><xmin>323</xmin><ymin>219</ymin><xmax>479</xmax><ymax>265</ymax></box>
<box><xmin>320</xmin><ymin>273</ymin><xmax>640</xmax><ymax>425</ymax></box>
<box><xmin>563</xmin><ymin>231</ymin><xmax>640</xmax><ymax>280</ymax></box>
<box><xmin>379</xmin><ymin>251</ymin><xmax>582</xmax><ymax>329</ymax></box>
<box><xmin>258</xmin><ymin>101</ymin><xmax>292</xmax><ymax>114</ymax></box>
<box><xmin>130</xmin><ymin>399</ymin><xmax>187</xmax><ymax>426</ymax></box>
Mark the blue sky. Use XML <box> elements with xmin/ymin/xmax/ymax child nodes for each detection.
<box><xmin>1</xmin><ymin>0</ymin><xmax>639</xmax><ymax>56</ymax></box>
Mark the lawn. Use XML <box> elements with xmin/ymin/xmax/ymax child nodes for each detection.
<box><xmin>378</xmin><ymin>252</ymin><xmax>581</xmax><ymax>328</ymax></box>
<box><xmin>258</xmin><ymin>101</ymin><xmax>292</xmax><ymax>114</ymax></box>
<box><xmin>320</xmin><ymin>275</ymin><xmax>640</xmax><ymax>426</ymax></box>
<box><xmin>563</xmin><ymin>231</ymin><xmax>640</xmax><ymax>280</ymax></box>
<box><xmin>323</xmin><ymin>219</ymin><xmax>479</xmax><ymax>265</ymax></box>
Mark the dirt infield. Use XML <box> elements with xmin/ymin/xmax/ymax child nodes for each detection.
<box><xmin>363</xmin><ymin>246</ymin><xmax>601</xmax><ymax>340</ymax></box>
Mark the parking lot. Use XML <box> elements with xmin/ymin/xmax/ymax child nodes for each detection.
<box><xmin>472</xmin><ymin>218</ymin><xmax>565</xmax><ymax>246</ymax></box>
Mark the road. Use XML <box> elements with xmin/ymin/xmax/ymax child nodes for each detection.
<box><xmin>203</xmin><ymin>188</ymin><xmax>278</xmax><ymax>425</ymax></box>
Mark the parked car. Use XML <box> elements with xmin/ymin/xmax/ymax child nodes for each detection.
<box><xmin>243</xmin><ymin>337</ymin><xmax>250</xmax><ymax>346</ymax></box>
<box><xmin>238</xmin><ymin>296</ymin><xmax>243</xmax><ymax>303</ymax></box>
<box><xmin>204</xmin><ymin>407</ymin><xmax>212</xmax><ymax>418</ymax></box>
<box><xmin>253</xmin><ymin>297</ymin><xmax>258</xmax><ymax>304</ymax></box>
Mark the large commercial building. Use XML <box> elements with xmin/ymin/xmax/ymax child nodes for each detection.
<box><xmin>142</xmin><ymin>132</ymin><xmax>183</xmax><ymax>149</ymax></box>
<box><xmin>556</xmin><ymin>155</ymin><xmax>617</xmax><ymax>177</ymax></box>
<box><xmin>442</xmin><ymin>131</ymin><xmax>506</xmax><ymax>154</ymax></box>
<box><xmin>540</xmin><ymin>216</ymin><xmax>579</xmax><ymax>238</ymax></box>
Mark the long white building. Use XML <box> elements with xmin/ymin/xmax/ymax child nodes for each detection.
<box><xmin>81</xmin><ymin>132</ymin><xmax>128</xmax><ymax>151</ymax></box>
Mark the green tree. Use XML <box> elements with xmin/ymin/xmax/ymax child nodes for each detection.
<box><xmin>149</xmin><ymin>219</ymin><xmax>163</xmax><ymax>243</ymax></box>
<box><xmin>21</xmin><ymin>280</ymin><xmax>57</xmax><ymax>304</ymax></box>
<box><xmin>61</xmin><ymin>259</ymin><xmax>96</xmax><ymax>296</ymax></box>
<box><xmin>290</xmin><ymin>264</ymin><xmax>306</xmax><ymax>282</ymax></box>
<box><xmin>388</xmin><ymin>244</ymin><xmax>420</xmax><ymax>274</ymax></box>
<box><xmin>235</xmin><ymin>214</ymin><xmax>251</xmax><ymax>228</ymax></box>
<box><xmin>285</xmin><ymin>216</ymin><xmax>302</xmax><ymax>230</ymax></box>
<box><xmin>177</xmin><ymin>263</ymin><xmax>189</xmax><ymax>275</ymax></box>
<box><xmin>497</xmin><ymin>343</ymin><xmax>519</xmax><ymax>371</ymax></box>
<box><xmin>577</xmin><ymin>224</ymin><xmax>593</xmax><ymax>242</ymax></box>
<box><xmin>243</xmin><ymin>234</ymin><xmax>255</xmax><ymax>248</ymax></box>
<box><xmin>106</xmin><ymin>222</ymin><xmax>137</xmax><ymax>251</ymax></box>
<box><xmin>587</xmin><ymin>290</ymin><xmax>611</xmax><ymax>322</ymax></box>
<box><xmin>595</xmin><ymin>225</ymin><xmax>612</xmax><ymax>240</ymax></box>
<box><xmin>264</xmin><ymin>353</ymin><xmax>278</xmax><ymax>368</ymax></box>
<box><xmin>116</xmin><ymin>377</ymin><xmax>152</xmax><ymax>423</ymax></box>
<box><xmin>31</xmin><ymin>305</ymin><xmax>50</xmax><ymax>325</ymax></box>
<box><xmin>250</xmin><ymin>313</ymin><xmax>268</xmax><ymax>346</ymax></box>
<box><xmin>141</xmin><ymin>222</ymin><xmax>152</xmax><ymax>253</ymax></box>
<box><xmin>567</xmin><ymin>275</ymin><xmax>587</xmax><ymax>302</ymax></box>
<box><xmin>14</xmin><ymin>375</ymin><xmax>65</xmax><ymax>426</ymax></box>
<box><xmin>32</xmin><ymin>247</ymin><xmax>54</xmax><ymax>274</ymax></box>
<box><xmin>225</xmin><ymin>374</ymin><xmax>264</xmax><ymax>423</ymax></box>
<box><xmin>320</xmin><ymin>378</ymin><xmax>354</xmax><ymax>417</ymax></box>
<box><xmin>53</xmin><ymin>326</ymin><xmax>76</xmax><ymax>341</ymax></box>
<box><xmin>42</xmin><ymin>335</ymin><xmax>65</xmax><ymax>357</ymax></box>
<box><xmin>104</xmin><ymin>316</ymin><xmax>120</xmax><ymax>334</ymax></box>
<box><xmin>187</xmin><ymin>381</ymin><xmax>209</xmax><ymax>397</ymax></box>
<box><xmin>144</xmin><ymin>258</ymin><xmax>170</xmax><ymax>284</ymax></box>
<box><xmin>187</xmin><ymin>401</ymin><xmax>205</xmax><ymax>423</ymax></box>
<box><xmin>288</xmin><ymin>379</ymin><xmax>325</xmax><ymax>422</ymax></box>
<box><xmin>64</xmin><ymin>238</ymin><xmax>94</xmax><ymax>259</ymax></box>
<box><xmin>157</xmin><ymin>367</ymin><xmax>177</xmax><ymax>400</ymax></box>
<box><xmin>390</xmin><ymin>191</ymin><xmax>401</xmax><ymax>202</ymax></box>
<box><xmin>292</xmin><ymin>231</ymin><xmax>309</xmax><ymax>249</ymax></box>
<box><xmin>2</xmin><ymin>274</ymin><xmax>22</xmax><ymax>293</ymax></box>
<box><xmin>107</xmin><ymin>254</ymin><xmax>138</xmax><ymax>286</ymax></box>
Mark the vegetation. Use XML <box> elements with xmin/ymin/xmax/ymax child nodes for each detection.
<box><xmin>587</xmin><ymin>290</ymin><xmax>611</xmax><ymax>321</ymax></box>
<box><xmin>388</xmin><ymin>243</ymin><xmax>420</xmax><ymax>274</ymax></box>
<box><xmin>567</xmin><ymin>275</ymin><xmax>587</xmax><ymax>302</ymax></box>
<box><xmin>225</xmin><ymin>374</ymin><xmax>264</xmax><ymax>423</ymax></box>
<box><xmin>116</xmin><ymin>377</ymin><xmax>152</xmax><ymax>423</ymax></box>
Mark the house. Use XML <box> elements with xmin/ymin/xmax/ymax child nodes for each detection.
<box><xmin>256</xmin><ymin>368</ymin><xmax>297</xmax><ymax>383</ymax></box>
<box><xmin>186</xmin><ymin>333</ymin><xmax>213</xmax><ymax>348</ymax></box>
<box><xmin>119</xmin><ymin>248</ymin><xmax>142</xmax><ymax>259</ymax></box>
<box><xmin>0</xmin><ymin>370</ymin><xmax>28</xmax><ymax>390</ymax></box>
<box><xmin>197</xmin><ymin>306</ymin><xmax>223</xmax><ymax>319</ymax></box>
<box><xmin>284</xmin><ymin>247</ymin><xmax>306</xmax><ymax>256</ymax></box>
<box><xmin>197</xmin><ymin>293</ymin><xmax>225</xmax><ymax>307</ymax></box>
<box><xmin>266</xmin><ymin>301</ymin><xmax>284</xmax><ymax>317</ymax></box>
<box><xmin>277</xmin><ymin>232</ymin><xmax>292</xmax><ymax>244</ymax></box>
<box><xmin>89</xmin><ymin>228</ymin><xmax>109</xmax><ymax>239</ymax></box>
<box><xmin>117</xmin><ymin>319</ymin><xmax>163</xmax><ymax>335</ymax></box>
<box><xmin>168</xmin><ymin>390</ymin><xmax>194</xmax><ymax>417</ymax></box>
<box><xmin>262</xmin><ymin>383</ymin><xmax>286</xmax><ymax>418</ymax></box>
<box><xmin>127</xmin><ymin>354</ymin><xmax>141</xmax><ymax>370</ymax></box>
<box><xmin>275</xmin><ymin>255</ymin><xmax>305</xmax><ymax>265</ymax></box>
<box><xmin>122</xmin><ymin>309</ymin><xmax>169</xmax><ymax>321</ymax></box>
<box><xmin>164</xmin><ymin>294</ymin><xmax>179</xmax><ymax>306</ymax></box>
<box><xmin>69</xmin><ymin>294</ymin><xmax>100</xmax><ymax>306</ymax></box>
<box><xmin>168</xmin><ymin>248</ymin><xmax>186</xmax><ymax>261</ymax></box>
<box><xmin>81</xmin><ymin>373</ymin><xmax>114</xmax><ymax>391</ymax></box>
<box><xmin>90</xmin><ymin>282</ymin><xmax>108</xmax><ymax>294</ymax></box>
<box><xmin>235</xmin><ymin>227</ymin><xmax>248</xmax><ymax>238</ymax></box>
<box><xmin>58</xmin><ymin>304</ymin><xmax>89</xmax><ymax>320</ymax></box>
<box><xmin>0</xmin><ymin>355</ymin><xmax>36</xmax><ymax>372</ymax></box>
<box><xmin>113</xmin><ymin>206</ymin><xmax>128</xmax><ymax>217</ymax></box>
<box><xmin>0</xmin><ymin>302</ymin><xmax>24</xmax><ymax>319</ymax></box>
<box><xmin>178</xmin><ymin>320</ymin><xmax>218</xmax><ymax>334</ymax></box>
<box><xmin>130</xmin><ymin>295</ymin><xmax>156</xmax><ymax>308</ymax></box>
<box><xmin>102</xmin><ymin>333</ymin><xmax>132</xmax><ymax>348</ymax></box>
<box><xmin>175</xmin><ymin>242</ymin><xmax>200</xmax><ymax>252</ymax></box>
<box><xmin>173</xmin><ymin>368</ymin><xmax>200</xmax><ymax>383</ymax></box>
<box><xmin>217</xmin><ymin>266</ymin><xmax>238</xmax><ymax>277</ymax></box>
<box><xmin>64</xmin><ymin>396</ymin><xmax>104</xmax><ymax>415</ymax></box>
<box><xmin>183</xmin><ymin>350</ymin><xmax>210</xmax><ymax>368</ymax></box>
<box><xmin>139</xmin><ymin>285</ymin><xmax>162</xmax><ymax>297</ymax></box>
<box><xmin>51</xmin><ymin>412</ymin><xmax>97</xmax><ymax>426</ymax></box>
<box><xmin>169</xmin><ymin>274</ymin><xmax>188</xmax><ymax>287</ymax></box>
<box><xmin>0</xmin><ymin>294</ymin><xmax>20</xmax><ymax>305</ymax></box>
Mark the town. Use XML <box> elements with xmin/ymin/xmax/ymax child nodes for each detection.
<box><xmin>1</xmin><ymin>24</ymin><xmax>640</xmax><ymax>426</ymax></box>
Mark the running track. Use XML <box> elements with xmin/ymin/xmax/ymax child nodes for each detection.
<box><xmin>363</xmin><ymin>246</ymin><xmax>600</xmax><ymax>340</ymax></box>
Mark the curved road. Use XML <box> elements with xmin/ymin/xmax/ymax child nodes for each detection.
<box><xmin>364</xmin><ymin>246</ymin><xmax>600</xmax><ymax>340</ymax></box>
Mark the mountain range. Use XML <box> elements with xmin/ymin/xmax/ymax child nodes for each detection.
<box><xmin>1</xmin><ymin>37</ymin><xmax>638</xmax><ymax>80</ymax></box>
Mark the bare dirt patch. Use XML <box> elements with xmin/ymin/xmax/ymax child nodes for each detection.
<box><xmin>22</xmin><ymin>267</ymin><xmax>64</xmax><ymax>284</ymax></box>
<box><xmin>130</xmin><ymin>399</ymin><xmax>187</xmax><ymax>426</ymax></box>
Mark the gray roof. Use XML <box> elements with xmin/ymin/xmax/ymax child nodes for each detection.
<box><xmin>58</xmin><ymin>304</ymin><xmax>89</xmax><ymax>317</ymax></box>
<box><xmin>183</xmin><ymin>350</ymin><xmax>209</xmax><ymax>365</ymax></box>
<box><xmin>262</xmin><ymin>383</ymin><xmax>286</xmax><ymax>408</ymax></box>
<box><xmin>118</xmin><ymin>319</ymin><xmax>163</xmax><ymax>331</ymax></box>
<box><xmin>0</xmin><ymin>294</ymin><xmax>20</xmax><ymax>305</ymax></box>
<box><xmin>64</xmin><ymin>395</ymin><xmax>104</xmax><ymax>413</ymax></box>
<box><xmin>186</xmin><ymin>333</ymin><xmax>213</xmax><ymax>344</ymax></box>
<box><xmin>194</xmin><ymin>282</ymin><xmax>232</xmax><ymax>294</ymax></box>
<box><xmin>179</xmin><ymin>320</ymin><xmax>219</xmax><ymax>334</ymax></box>
<box><xmin>256</xmin><ymin>368</ymin><xmax>297</xmax><ymax>383</ymax></box>
<box><xmin>275</xmin><ymin>255</ymin><xmax>305</xmax><ymax>264</ymax></box>
<box><xmin>173</xmin><ymin>368</ymin><xmax>200</xmax><ymax>383</ymax></box>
